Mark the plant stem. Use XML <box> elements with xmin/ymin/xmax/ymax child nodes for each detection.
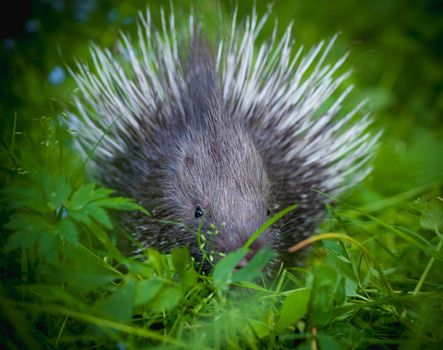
<box><xmin>413</xmin><ymin>229</ymin><xmax>443</xmax><ymax>295</ymax></box>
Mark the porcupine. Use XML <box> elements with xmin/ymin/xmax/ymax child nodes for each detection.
<box><xmin>71</xmin><ymin>9</ymin><xmax>380</xmax><ymax>269</ymax></box>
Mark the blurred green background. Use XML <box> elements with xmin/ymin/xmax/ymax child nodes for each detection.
<box><xmin>1</xmin><ymin>0</ymin><xmax>442</xmax><ymax>199</ymax></box>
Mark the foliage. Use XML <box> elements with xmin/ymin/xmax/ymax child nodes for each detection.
<box><xmin>1</xmin><ymin>0</ymin><xmax>443</xmax><ymax>349</ymax></box>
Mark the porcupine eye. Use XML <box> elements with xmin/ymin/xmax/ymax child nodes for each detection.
<box><xmin>267</xmin><ymin>209</ymin><xmax>271</xmax><ymax>216</ymax></box>
<box><xmin>194</xmin><ymin>206</ymin><xmax>204</xmax><ymax>219</ymax></box>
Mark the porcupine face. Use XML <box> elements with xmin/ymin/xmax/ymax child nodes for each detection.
<box><xmin>169</xmin><ymin>130</ymin><xmax>277</xmax><ymax>266</ymax></box>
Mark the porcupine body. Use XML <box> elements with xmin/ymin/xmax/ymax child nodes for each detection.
<box><xmin>72</xmin><ymin>9</ymin><xmax>379</xmax><ymax>268</ymax></box>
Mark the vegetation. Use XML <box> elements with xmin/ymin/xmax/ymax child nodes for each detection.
<box><xmin>1</xmin><ymin>1</ymin><xmax>442</xmax><ymax>349</ymax></box>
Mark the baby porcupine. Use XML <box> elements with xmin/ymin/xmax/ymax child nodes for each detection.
<box><xmin>71</xmin><ymin>9</ymin><xmax>379</xmax><ymax>268</ymax></box>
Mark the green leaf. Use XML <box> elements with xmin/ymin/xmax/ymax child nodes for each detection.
<box><xmin>57</xmin><ymin>220</ymin><xmax>78</xmax><ymax>245</ymax></box>
<box><xmin>171</xmin><ymin>247</ymin><xmax>191</xmax><ymax>273</ymax></box>
<box><xmin>147</xmin><ymin>248</ymin><xmax>167</xmax><ymax>276</ymax></box>
<box><xmin>248</xmin><ymin>318</ymin><xmax>271</xmax><ymax>338</ymax></box>
<box><xmin>66</xmin><ymin>183</ymin><xmax>144</xmax><ymax>230</ymax></box>
<box><xmin>317</xmin><ymin>333</ymin><xmax>344</xmax><ymax>350</ymax></box>
<box><xmin>151</xmin><ymin>286</ymin><xmax>183</xmax><ymax>312</ymax></box>
<box><xmin>99</xmin><ymin>279</ymin><xmax>136</xmax><ymax>322</ymax></box>
<box><xmin>54</xmin><ymin>245</ymin><xmax>120</xmax><ymax>295</ymax></box>
<box><xmin>68</xmin><ymin>205</ymin><xmax>92</xmax><ymax>225</ymax></box>
<box><xmin>212</xmin><ymin>248</ymin><xmax>248</xmax><ymax>291</ymax></box>
<box><xmin>89</xmin><ymin>187</ymin><xmax>114</xmax><ymax>201</ymax></box>
<box><xmin>88</xmin><ymin>205</ymin><xmax>112</xmax><ymax>229</ymax></box>
<box><xmin>89</xmin><ymin>223</ymin><xmax>125</xmax><ymax>260</ymax></box>
<box><xmin>277</xmin><ymin>287</ymin><xmax>311</xmax><ymax>330</ymax></box>
<box><xmin>310</xmin><ymin>266</ymin><xmax>346</xmax><ymax>326</ymax></box>
<box><xmin>135</xmin><ymin>278</ymin><xmax>163</xmax><ymax>306</ymax></box>
<box><xmin>4</xmin><ymin>214</ymin><xmax>49</xmax><ymax>252</ymax></box>
<box><xmin>45</xmin><ymin>175</ymin><xmax>71</xmax><ymax>210</ymax></box>
<box><xmin>39</xmin><ymin>232</ymin><xmax>58</xmax><ymax>264</ymax></box>
<box><xmin>2</xmin><ymin>187</ymin><xmax>47</xmax><ymax>212</ymax></box>
<box><xmin>94</xmin><ymin>197</ymin><xmax>145</xmax><ymax>212</ymax></box>
<box><xmin>232</xmin><ymin>249</ymin><xmax>276</xmax><ymax>283</ymax></box>
<box><xmin>179</xmin><ymin>269</ymin><xmax>198</xmax><ymax>288</ymax></box>
<box><xmin>324</xmin><ymin>240</ymin><xmax>359</xmax><ymax>297</ymax></box>
<box><xmin>414</xmin><ymin>198</ymin><xmax>443</xmax><ymax>232</ymax></box>
<box><xmin>69</xmin><ymin>183</ymin><xmax>96</xmax><ymax>210</ymax></box>
<box><xmin>126</xmin><ymin>259</ymin><xmax>156</xmax><ymax>278</ymax></box>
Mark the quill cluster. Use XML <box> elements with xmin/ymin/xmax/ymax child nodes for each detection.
<box><xmin>71</xmin><ymin>9</ymin><xmax>379</xmax><ymax>267</ymax></box>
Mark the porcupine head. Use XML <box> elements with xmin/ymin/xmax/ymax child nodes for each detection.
<box><xmin>71</xmin><ymin>9</ymin><xmax>379</xmax><ymax>269</ymax></box>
